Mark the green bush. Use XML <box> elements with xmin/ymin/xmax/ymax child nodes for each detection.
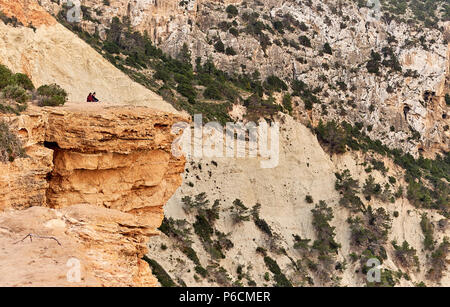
<box><xmin>323</xmin><ymin>42</ymin><xmax>333</xmax><ymax>55</ymax></box>
<box><xmin>229</xmin><ymin>27</ymin><xmax>239</xmax><ymax>37</ymax></box>
<box><xmin>366</xmin><ymin>50</ymin><xmax>381</xmax><ymax>75</ymax></box>
<box><xmin>445</xmin><ymin>94</ymin><xmax>450</xmax><ymax>106</ymax></box>
<box><xmin>282</xmin><ymin>93</ymin><xmax>293</xmax><ymax>114</ymax></box>
<box><xmin>203</xmin><ymin>85</ymin><xmax>223</xmax><ymax>100</ymax></box>
<box><xmin>427</xmin><ymin>237</ymin><xmax>449</xmax><ymax>281</ymax></box>
<box><xmin>225</xmin><ymin>47</ymin><xmax>236</xmax><ymax>56</ymax></box>
<box><xmin>420</xmin><ymin>214</ymin><xmax>434</xmax><ymax>251</ymax></box>
<box><xmin>311</xmin><ymin>200</ymin><xmax>341</xmax><ymax>256</ymax></box>
<box><xmin>263</xmin><ymin>256</ymin><xmax>292</xmax><ymax>287</ymax></box>
<box><xmin>298</xmin><ymin>35</ymin><xmax>311</xmax><ymax>48</ymax></box>
<box><xmin>226</xmin><ymin>5</ymin><xmax>239</xmax><ymax>18</ymax></box>
<box><xmin>37</xmin><ymin>84</ymin><xmax>67</xmax><ymax>106</ymax></box>
<box><xmin>103</xmin><ymin>41</ymin><xmax>120</xmax><ymax>54</ymax></box>
<box><xmin>2</xmin><ymin>85</ymin><xmax>30</xmax><ymax>103</ymax></box>
<box><xmin>11</xmin><ymin>73</ymin><xmax>34</xmax><ymax>90</ymax></box>
<box><xmin>392</xmin><ymin>240</ymin><xmax>419</xmax><ymax>270</ymax></box>
<box><xmin>315</xmin><ymin>120</ymin><xmax>347</xmax><ymax>154</ymax></box>
<box><xmin>214</xmin><ymin>40</ymin><xmax>225</xmax><ymax>53</ymax></box>
<box><xmin>263</xmin><ymin>75</ymin><xmax>287</xmax><ymax>92</ymax></box>
<box><xmin>0</xmin><ymin>120</ymin><xmax>26</xmax><ymax>163</ymax></box>
<box><xmin>142</xmin><ymin>256</ymin><xmax>177</xmax><ymax>287</ymax></box>
<box><xmin>335</xmin><ymin>170</ymin><xmax>364</xmax><ymax>212</ymax></box>
<box><xmin>0</xmin><ymin>64</ymin><xmax>13</xmax><ymax>89</ymax></box>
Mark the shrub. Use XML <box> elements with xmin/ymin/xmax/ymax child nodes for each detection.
<box><xmin>305</xmin><ymin>195</ymin><xmax>314</xmax><ymax>204</ymax></box>
<box><xmin>0</xmin><ymin>64</ymin><xmax>13</xmax><ymax>89</ymax></box>
<box><xmin>335</xmin><ymin>170</ymin><xmax>364</xmax><ymax>212</ymax></box>
<box><xmin>195</xmin><ymin>265</ymin><xmax>208</xmax><ymax>277</ymax></box>
<box><xmin>214</xmin><ymin>40</ymin><xmax>225</xmax><ymax>53</ymax></box>
<box><xmin>263</xmin><ymin>75</ymin><xmax>287</xmax><ymax>92</ymax></box>
<box><xmin>263</xmin><ymin>256</ymin><xmax>292</xmax><ymax>287</ymax></box>
<box><xmin>282</xmin><ymin>93</ymin><xmax>292</xmax><ymax>114</ymax></box>
<box><xmin>0</xmin><ymin>120</ymin><xmax>26</xmax><ymax>163</ymax></box>
<box><xmin>142</xmin><ymin>256</ymin><xmax>177</xmax><ymax>287</ymax></box>
<box><xmin>2</xmin><ymin>85</ymin><xmax>30</xmax><ymax>103</ymax></box>
<box><xmin>323</xmin><ymin>42</ymin><xmax>332</xmax><ymax>55</ymax></box>
<box><xmin>176</xmin><ymin>82</ymin><xmax>196</xmax><ymax>104</ymax></box>
<box><xmin>298</xmin><ymin>35</ymin><xmax>311</xmax><ymax>48</ymax></box>
<box><xmin>37</xmin><ymin>84</ymin><xmax>67</xmax><ymax>106</ymax></box>
<box><xmin>366</xmin><ymin>50</ymin><xmax>381</xmax><ymax>75</ymax></box>
<box><xmin>11</xmin><ymin>73</ymin><xmax>34</xmax><ymax>90</ymax></box>
<box><xmin>420</xmin><ymin>214</ymin><xmax>434</xmax><ymax>251</ymax></box>
<box><xmin>230</xmin><ymin>199</ymin><xmax>250</xmax><ymax>224</ymax></box>
<box><xmin>445</xmin><ymin>94</ymin><xmax>450</xmax><ymax>106</ymax></box>
<box><xmin>103</xmin><ymin>41</ymin><xmax>120</xmax><ymax>54</ymax></box>
<box><xmin>252</xmin><ymin>204</ymin><xmax>272</xmax><ymax>236</ymax></box>
<box><xmin>203</xmin><ymin>85</ymin><xmax>223</xmax><ymax>100</ymax></box>
<box><xmin>225</xmin><ymin>47</ymin><xmax>236</xmax><ymax>56</ymax></box>
<box><xmin>427</xmin><ymin>237</ymin><xmax>449</xmax><ymax>281</ymax></box>
<box><xmin>315</xmin><ymin>120</ymin><xmax>347</xmax><ymax>154</ymax></box>
<box><xmin>392</xmin><ymin>240</ymin><xmax>419</xmax><ymax>270</ymax></box>
<box><xmin>363</xmin><ymin>175</ymin><xmax>381</xmax><ymax>198</ymax></box>
<box><xmin>226</xmin><ymin>5</ymin><xmax>239</xmax><ymax>18</ymax></box>
<box><xmin>229</xmin><ymin>27</ymin><xmax>239</xmax><ymax>37</ymax></box>
<box><xmin>311</xmin><ymin>201</ymin><xmax>341</xmax><ymax>256</ymax></box>
<box><xmin>347</xmin><ymin>206</ymin><xmax>391</xmax><ymax>260</ymax></box>
<box><xmin>272</xmin><ymin>20</ymin><xmax>284</xmax><ymax>34</ymax></box>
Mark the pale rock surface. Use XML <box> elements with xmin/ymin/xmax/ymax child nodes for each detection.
<box><xmin>0</xmin><ymin>0</ymin><xmax>176</xmax><ymax>112</ymax></box>
<box><xmin>148</xmin><ymin>114</ymin><xmax>449</xmax><ymax>287</ymax></box>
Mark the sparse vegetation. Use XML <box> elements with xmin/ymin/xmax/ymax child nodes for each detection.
<box><xmin>0</xmin><ymin>120</ymin><xmax>26</xmax><ymax>163</ymax></box>
<box><xmin>420</xmin><ymin>214</ymin><xmax>435</xmax><ymax>251</ymax></box>
<box><xmin>263</xmin><ymin>256</ymin><xmax>292</xmax><ymax>287</ymax></box>
<box><xmin>142</xmin><ymin>256</ymin><xmax>177</xmax><ymax>287</ymax></box>
<box><xmin>427</xmin><ymin>237</ymin><xmax>449</xmax><ymax>281</ymax></box>
<box><xmin>392</xmin><ymin>240</ymin><xmax>420</xmax><ymax>270</ymax></box>
<box><xmin>335</xmin><ymin>170</ymin><xmax>364</xmax><ymax>212</ymax></box>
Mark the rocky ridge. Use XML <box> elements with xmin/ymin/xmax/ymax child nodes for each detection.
<box><xmin>0</xmin><ymin>104</ymin><xmax>187</xmax><ymax>286</ymax></box>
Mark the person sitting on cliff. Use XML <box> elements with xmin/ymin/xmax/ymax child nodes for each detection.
<box><xmin>92</xmin><ymin>92</ymin><xmax>99</xmax><ymax>102</ymax></box>
<box><xmin>87</xmin><ymin>93</ymin><xmax>93</xmax><ymax>102</ymax></box>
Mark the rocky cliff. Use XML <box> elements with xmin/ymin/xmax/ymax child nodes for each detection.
<box><xmin>45</xmin><ymin>0</ymin><xmax>449</xmax><ymax>157</ymax></box>
<box><xmin>0</xmin><ymin>104</ymin><xmax>187</xmax><ymax>286</ymax></box>
<box><xmin>148</xmin><ymin>114</ymin><xmax>449</xmax><ymax>287</ymax></box>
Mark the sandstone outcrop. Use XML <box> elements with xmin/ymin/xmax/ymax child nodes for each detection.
<box><xmin>0</xmin><ymin>104</ymin><xmax>188</xmax><ymax>286</ymax></box>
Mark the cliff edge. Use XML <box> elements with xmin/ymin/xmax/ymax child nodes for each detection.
<box><xmin>0</xmin><ymin>104</ymin><xmax>188</xmax><ymax>286</ymax></box>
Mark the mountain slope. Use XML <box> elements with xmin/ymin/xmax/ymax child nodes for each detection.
<box><xmin>148</xmin><ymin>115</ymin><xmax>449</xmax><ymax>287</ymax></box>
<box><xmin>0</xmin><ymin>0</ymin><xmax>175</xmax><ymax>111</ymax></box>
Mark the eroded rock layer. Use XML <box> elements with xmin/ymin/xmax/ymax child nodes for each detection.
<box><xmin>0</xmin><ymin>105</ymin><xmax>188</xmax><ymax>286</ymax></box>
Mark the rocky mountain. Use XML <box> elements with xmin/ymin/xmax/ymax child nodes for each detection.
<box><xmin>0</xmin><ymin>0</ymin><xmax>448</xmax><ymax>287</ymax></box>
<box><xmin>38</xmin><ymin>0</ymin><xmax>450</xmax><ymax>156</ymax></box>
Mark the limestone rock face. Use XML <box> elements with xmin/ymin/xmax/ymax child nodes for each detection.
<box><xmin>41</xmin><ymin>0</ymin><xmax>449</xmax><ymax>157</ymax></box>
<box><xmin>0</xmin><ymin>104</ymin><xmax>188</xmax><ymax>286</ymax></box>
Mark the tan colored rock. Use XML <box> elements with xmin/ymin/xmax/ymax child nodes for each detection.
<box><xmin>0</xmin><ymin>205</ymin><xmax>160</xmax><ymax>286</ymax></box>
<box><xmin>0</xmin><ymin>104</ymin><xmax>189</xmax><ymax>286</ymax></box>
